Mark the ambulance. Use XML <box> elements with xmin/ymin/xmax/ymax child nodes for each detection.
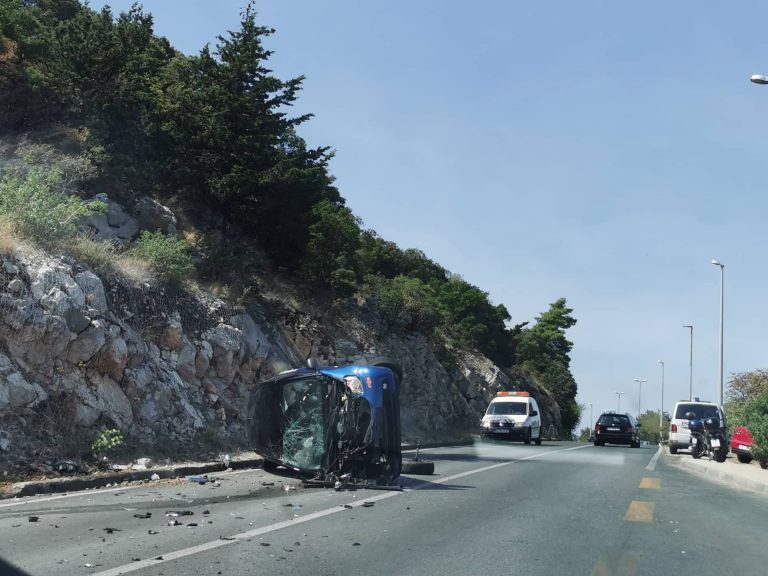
<box><xmin>480</xmin><ymin>391</ymin><xmax>542</xmax><ymax>444</ymax></box>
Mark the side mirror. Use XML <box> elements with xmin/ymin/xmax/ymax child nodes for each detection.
<box><xmin>635</xmin><ymin>421</ymin><xmax>642</xmax><ymax>427</ymax></box>
<box><xmin>684</xmin><ymin>411</ymin><xmax>696</xmax><ymax>420</ymax></box>
<box><xmin>663</xmin><ymin>415</ymin><xmax>671</xmax><ymax>422</ymax></box>
<box><xmin>529</xmin><ymin>410</ymin><xmax>538</xmax><ymax>417</ymax></box>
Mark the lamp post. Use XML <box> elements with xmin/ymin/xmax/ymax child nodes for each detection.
<box><xmin>683</xmin><ymin>325</ymin><xmax>693</xmax><ymax>401</ymax></box>
<box><xmin>633</xmin><ymin>378</ymin><xmax>647</xmax><ymax>416</ymax></box>
<box><xmin>589</xmin><ymin>403</ymin><xmax>593</xmax><ymax>429</ymax></box>
<box><xmin>711</xmin><ymin>260</ymin><xmax>725</xmax><ymax>406</ymax></box>
<box><xmin>658</xmin><ymin>360</ymin><xmax>665</xmax><ymax>441</ymax></box>
<box><xmin>615</xmin><ymin>391</ymin><xmax>625</xmax><ymax>412</ymax></box>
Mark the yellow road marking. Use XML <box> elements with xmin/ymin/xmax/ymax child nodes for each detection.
<box><xmin>639</xmin><ymin>477</ymin><xmax>660</xmax><ymax>489</ymax></box>
<box><xmin>592</xmin><ymin>551</ymin><xmax>640</xmax><ymax>576</ymax></box>
<box><xmin>624</xmin><ymin>500</ymin><xmax>655</xmax><ymax>522</ymax></box>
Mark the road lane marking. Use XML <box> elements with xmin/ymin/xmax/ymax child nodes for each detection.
<box><xmin>639</xmin><ymin>477</ymin><xmax>660</xmax><ymax>489</ymax></box>
<box><xmin>93</xmin><ymin>444</ymin><xmax>591</xmax><ymax>576</ymax></box>
<box><xmin>624</xmin><ymin>501</ymin><xmax>655</xmax><ymax>523</ymax></box>
<box><xmin>592</xmin><ymin>551</ymin><xmax>640</xmax><ymax>576</ymax></box>
<box><xmin>644</xmin><ymin>446</ymin><xmax>662</xmax><ymax>471</ymax></box>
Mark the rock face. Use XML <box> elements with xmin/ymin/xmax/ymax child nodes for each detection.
<box><xmin>0</xmin><ymin>242</ymin><xmax>562</xmax><ymax>460</ymax></box>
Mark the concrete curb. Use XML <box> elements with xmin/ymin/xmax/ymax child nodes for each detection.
<box><xmin>0</xmin><ymin>457</ymin><xmax>264</xmax><ymax>500</ymax></box>
<box><xmin>663</xmin><ymin>450</ymin><xmax>768</xmax><ymax>495</ymax></box>
<box><xmin>1</xmin><ymin>440</ymin><xmax>474</xmax><ymax>500</ymax></box>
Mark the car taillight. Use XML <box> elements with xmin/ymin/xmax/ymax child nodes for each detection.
<box><xmin>627</xmin><ymin>426</ymin><xmax>633</xmax><ymax>433</ymax></box>
<box><xmin>671</xmin><ymin>423</ymin><xmax>677</xmax><ymax>432</ymax></box>
<box><xmin>595</xmin><ymin>424</ymin><xmax>601</xmax><ymax>432</ymax></box>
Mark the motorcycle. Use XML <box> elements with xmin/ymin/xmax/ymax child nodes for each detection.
<box><xmin>686</xmin><ymin>411</ymin><xmax>728</xmax><ymax>462</ymax></box>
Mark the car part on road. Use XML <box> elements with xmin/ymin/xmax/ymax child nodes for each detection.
<box><xmin>401</xmin><ymin>459</ymin><xmax>435</xmax><ymax>475</ymax></box>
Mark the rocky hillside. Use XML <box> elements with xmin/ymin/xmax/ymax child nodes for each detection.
<box><xmin>0</xmin><ymin>196</ymin><xmax>561</xmax><ymax>472</ymax></box>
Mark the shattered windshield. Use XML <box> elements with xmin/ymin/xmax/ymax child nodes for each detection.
<box><xmin>280</xmin><ymin>377</ymin><xmax>327</xmax><ymax>470</ymax></box>
<box><xmin>248</xmin><ymin>375</ymin><xmax>329</xmax><ymax>471</ymax></box>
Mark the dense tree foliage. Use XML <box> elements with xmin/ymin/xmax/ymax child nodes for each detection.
<box><xmin>0</xmin><ymin>0</ymin><xmax>581</xmax><ymax>431</ymax></box>
<box><xmin>726</xmin><ymin>370</ymin><xmax>768</xmax><ymax>464</ymax></box>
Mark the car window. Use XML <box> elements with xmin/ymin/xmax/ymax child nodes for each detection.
<box><xmin>674</xmin><ymin>403</ymin><xmax>716</xmax><ymax>419</ymax></box>
<box><xmin>598</xmin><ymin>414</ymin><xmax>629</xmax><ymax>425</ymax></box>
<box><xmin>487</xmin><ymin>402</ymin><xmax>527</xmax><ymax>415</ymax></box>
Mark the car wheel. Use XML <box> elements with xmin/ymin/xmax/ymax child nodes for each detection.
<box><xmin>535</xmin><ymin>432</ymin><xmax>542</xmax><ymax>446</ymax></box>
<box><xmin>593</xmin><ymin>440</ymin><xmax>603</xmax><ymax>446</ymax></box>
<box><xmin>401</xmin><ymin>459</ymin><xmax>435</xmax><ymax>475</ymax></box>
<box><xmin>736</xmin><ymin>453</ymin><xmax>753</xmax><ymax>464</ymax></box>
<box><xmin>523</xmin><ymin>427</ymin><xmax>532</xmax><ymax>445</ymax></box>
<box><xmin>669</xmin><ymin>445</ymin><xmax>678</xmax><ymax>455</ymax></box>
<box><xmin>262</xmin><ymin>459</ymin><xmax>279</xmax><ymax>472</ymax></box>
<box><xmin>631</xmin><ymin>441</ymin><xmax>640</xmax><ymax>448</ymax></box>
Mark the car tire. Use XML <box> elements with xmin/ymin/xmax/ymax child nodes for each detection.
<box><xmin>523</xmin><ymin>427</ymin><xmax>532</xmax><ymax>445</ymax></box>
<box><xmin>593</xmin><ymin>440</ymin><xmax>603</xmax><ymax>446</ymax></box>
<box><xmin>669</xmin><ymin>445</ymin><xmax>678</xmax><ymax>455</ymax></box>
<box><xmin>535</xmin><ymin>432</ymin><xmax>542</xmax><ymax>446</ymax></box>
<box><xmin>262</xmin><ymin>459</ymin><xmax>279</xmax><ymax>472</ymax></box>
<box><xmin>736</xmin><ymin>453</ymin><xmax>753</xmax><ymax>464</ymax></box>
<box><xmin>401</xmin><ymin>459</ymin><xmax>435</xmax><ymax>475</ymax></box>
<box><xmin>631</xmin><ymin>441</ymin><xmax>640</xmax><ymax>448</ymax></box>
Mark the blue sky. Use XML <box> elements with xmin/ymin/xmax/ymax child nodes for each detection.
<box><xmin>91</xmin><ymin>0</ymin><xmax>768</xmax><ymax>427</ymax></box>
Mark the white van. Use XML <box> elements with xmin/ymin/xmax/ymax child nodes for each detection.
<box><xmin>668</xmin><ymin>399</ymin><xmax>725</xmax><ymax>454</ymax></box>
<box><xmin>480</xmin><ymin>391</ymin><xmax>542</xmax><ymax>445</ymax></box>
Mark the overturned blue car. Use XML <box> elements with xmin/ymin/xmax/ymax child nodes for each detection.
<box><xmin>247</xmin><ymin>358</ymin><xmax>402</xmax><ymax>484</ymax></box>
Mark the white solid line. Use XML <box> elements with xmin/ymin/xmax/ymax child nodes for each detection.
<box><xmin>94</xmin><ymin>444</ymin><xmax>590</xmax><ymax>576</ymax></box>
<box><xmin>645</xmin><ymin>446</ymin><xmax>662</xmax><ymax>471</ymax></box>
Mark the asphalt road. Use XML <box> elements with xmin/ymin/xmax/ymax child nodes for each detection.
<box><xmin>1</xmin><ymin>441</ymin><xmax>767</xmax><ymax>576</ymax></box>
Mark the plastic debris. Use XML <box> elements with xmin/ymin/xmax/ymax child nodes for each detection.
<box><xmin>188</xmin><ymin>475</ymin><xmax>208</xmax><ymax>485</ymax></box>
<box><xmin>103</xmin><ymin>528</ymin><xmax>121</xmax><ymax>534</ymax></box>
<box><xmin>148</xmin><ymin>530</ymin><xmax>159</xmax><ymax>535</ymax></box>
<box><xmin>133</xmin><ymin>512</ymin><xmax>152</xmax><ymax>519</ymax></box>
<box><xmin>168</xmin><ymin>519</ymin><xmax>182</xmax><ymax>527</ymax></box>
<box><xmin>150</xmin><ymin>473</ymin><xmax>160</xmax><ymax>481</ymax></box>
<box><xmin>28</xmin><ymin>516</ymin><xmax>39</xmax><ymax>523</ymax></box>
<box><xmin>56</xmin><ymin>460</ymin><xmax>78</xmax><ymax>473</ymax></box>
<box><xmin>361</xmin><ymin>502</ymin><xmax>374</xmax><ymax>508</ymax></box>
<box><xmin>136</xmin><ymin>457</ymin><xmax>152</xmax><ymax>468</ymax></box>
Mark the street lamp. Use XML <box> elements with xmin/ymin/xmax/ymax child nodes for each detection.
<box><xmin>589</xmin><ymin>403</ymin><xmax>593</xmax><ymax>429</ymax></box>
<box><xmin>615</xmin><ymin>391</ymin><xmax>625</xmax><ymax>412</ymax></box>
<box><xmin>657</xmin><ymin>360</ymin><xmax>665</xmax><ymax>441</ymax></box>
<box><xmin>633</xmin><ymin>378</ymin><xmax>647</xmax><ymax>415</ymax></box>
<box><xmin>750</xmin><ymin>74</ymin><xmax>768</xmax><ymax>85</ymax></box>
<box><xmin>683</xmin><ymin>325</ymin><xmax>693</xmax><ymax>401</ymax></box>
<box><xmin>711</xmin><ymin>260</ymin><xmax>725</xmax><ymax>406</ymax></box>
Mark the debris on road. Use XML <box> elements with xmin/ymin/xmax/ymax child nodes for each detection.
<box><xmin>148</xmin><ymin>530</ymin><xmax>159</xmax><ymax>535</ymax></box>
<box><xmin>133</xmin><ymin>512</ymin><xmax>152</xmax><ymax>519</ymax></box>
<box><xmin>150</xmin><ymin>473</ymin><xmax>160</xmax><ymax>481</ymax></box>
<box><xmin>28</xmin><ymin>516</ymin><xmax>39</xmax><ymax>522</ymax></box>
<box><xmin>188</xmin><ymin>475</ymin><xmax>208</xmax><ymax>485</ymax></box>
<box><xmin>361</xmin><ymin>502</ymin><xmax>374</xmax><ymax>507</ymax></box>
<box><xmin>103</xmin><ymin>527</ymin><xmax>121</xmax><ymax>534</ymax></box>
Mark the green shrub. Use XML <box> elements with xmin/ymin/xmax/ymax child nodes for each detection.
<box><xmin>91</xmin><ymin>428</ymin><xmax>124</xmax><ymax>458</ymax></box>
<box><xmin>742</xmin><ymin>394</ymin><xmax>768</xmax><ymax>464</ymax></box>
<box><xmin>129</xmin><ymin>230</ymin><xmax>194</xmax><ymax>282</ymax></box>
<box><xmin>0</xmin><ymin>167</ymin><xmax>105</xmax><ymax>246</ymax></box>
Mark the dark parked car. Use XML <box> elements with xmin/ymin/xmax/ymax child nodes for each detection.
<box><xmin>247</xmin><ymin>358</ymin><xmax>402</xmax><ymax>484</ymax></box>
<box><xmin>594</xmin><ymin>412</ymin><xmax>641</xmax><ymax>448</ymax></box>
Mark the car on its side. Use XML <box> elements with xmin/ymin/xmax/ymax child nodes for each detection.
<box><xmin>668</xmin><ymin>400</ymin><xmax>726</xmax><ymax>454</ymax></box>
<box><xmin>594</xmin><ymin>411</ymin><xmax>640</xmax><ymax>448</ymax></box>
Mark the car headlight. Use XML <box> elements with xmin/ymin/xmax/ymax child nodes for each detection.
<box><xmin>344</xmin><ymin>376</ymin><xmax>364</xmax><ymax>395</ymax></box>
